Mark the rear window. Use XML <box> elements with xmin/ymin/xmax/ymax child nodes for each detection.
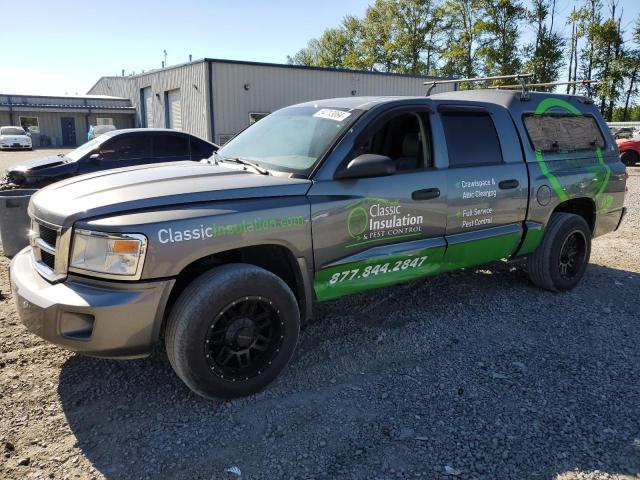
<box><xmin>441</xmin><ymin>112</ymin><xmax>503</xmax><ymax>167</ymax></box>
<box><xmin>1</xmin><ymin>127</ymin><xmax>26</xmax><ymax>136</ymax></box>
<box><xmin>153</xmin><ymin>134</ymin><xmax>189</xmax><ymax>158</ymax></box>
<box><xmin>524</xmin><ymin>114</ymin><xmax>605</xmax><ymax>152</ymax></box>
<box><xmin>190</xmin><ymin>137</ymin><xmax>215</xmax><ymax>159</ymax></box>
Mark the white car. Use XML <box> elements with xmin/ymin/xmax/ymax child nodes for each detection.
<box><xmin>0</xmin><ymin>126</ymin><xmax>32</xmax><ymax>150</ymax></box>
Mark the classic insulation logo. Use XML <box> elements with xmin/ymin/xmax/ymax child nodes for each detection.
<box><xmin>346</xmin><ymin>198</ymin><xmax>423</xmax><ymax>247</ymax></box>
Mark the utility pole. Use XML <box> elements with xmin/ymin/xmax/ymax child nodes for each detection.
<box><xmin>163</xmin><ymin>49</ymin><xmax>168</xmax><ymax>67</ymax></box>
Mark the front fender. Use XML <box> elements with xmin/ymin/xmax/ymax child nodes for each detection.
<box><xmin>76</xmin><ymin>196</ymin><xmax>314</xmax><ymax>279</ymax></box>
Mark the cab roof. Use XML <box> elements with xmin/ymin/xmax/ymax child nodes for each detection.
<box><xmin>294</xmin><ymin>89</ymin><xmax>594</xmax><ymax>112</ymax></box>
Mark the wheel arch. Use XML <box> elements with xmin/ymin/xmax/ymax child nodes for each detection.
<box><xmin>162</xmin><ymin>243</ymin><xmax>312</xmax><ymax>335</ymax></box>
<box><xmin>550</xmin><ymin>197</ymin><xmax>596</xmax><ymax>232</ymax></box>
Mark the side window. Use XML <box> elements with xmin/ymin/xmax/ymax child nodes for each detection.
<box><xmin>190</xmin><ymin>137</ymin><xmax>215</xmax><ymax>159</ymax></box>
<box><xmin>355</xmin><ymin>112</ymin><xmax>431</xmax><ymax>171</ymax></box>
<box><xmin>441</xmin><ymin>112</ymin><xmax>502</xmax><ymax>167</ymax></box>
<box><xmin>100</xmin><ymin>135</ymin><xmax>150</xmax><ymax>160</ymax></box>
<box><xmin>523</xmin><ymin>114</ymin><xmax>605</xmax><ymax>152</ymax></box>
<box><xmin>153</xmin><ymin>134</ymin><xmax>189</xmax><ymax>158</ymax></box>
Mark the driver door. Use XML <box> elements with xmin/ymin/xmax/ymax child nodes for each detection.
<box><xmin>308</xmin><ymin>107</ymin><xmax>448</xmax><ymax>302</ymax></box>
<box><xmin>78</xmin><ymin>134</ymin><xmax>152</xmax><ymax>174</ymax></box>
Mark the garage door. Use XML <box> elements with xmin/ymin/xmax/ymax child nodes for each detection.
<box><xmin>167</xmin><ymin>89</ymin><xmax>182</xmax><ymax>130</ymax></box>
<box><xmin>142</xmin><ymin>87</ymin><xmax>153</xmax><ymax>128</ymax></box>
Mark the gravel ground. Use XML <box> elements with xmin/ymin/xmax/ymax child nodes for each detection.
<box><xmin>0</xmin><ymin>168</ymin><xmax>639</xmax><ymax>480</ymax></box>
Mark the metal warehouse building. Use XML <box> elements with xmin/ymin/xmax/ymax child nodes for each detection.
<box><xmin>0</xmin><ymin>94</ymin><xmax>135</xmax><ymax>147</ymax></box>
<box><xmin>88</xmin><ymin>58</ymin><xmax>454</xmax><ymax>145</ymax></box>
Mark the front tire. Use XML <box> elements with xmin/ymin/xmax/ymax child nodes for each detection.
<box><xmin>526</xmin><ymin>213</ymin><xmax>591</xmax><ymax>292</ymax></box>
<box><xmin>621</xmin><ymin>150</ymin><xmax>638</xmax><ymax>166</ymax></box>
<box><xmin>165</xmin><ymin>263</ymin><xmax>300</xmax><ymax>399</ymax></box>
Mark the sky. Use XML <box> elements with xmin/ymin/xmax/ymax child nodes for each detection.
<box><xmin>0</xmin><ymin>0</ymin><xmax>639</xmax><ymax>97</ymax></box>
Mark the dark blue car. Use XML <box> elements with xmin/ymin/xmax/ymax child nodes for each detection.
<box><xmin>2</xmin><ymin>129</ymin><xmax>218</xmax><ymax>189</ymax></box>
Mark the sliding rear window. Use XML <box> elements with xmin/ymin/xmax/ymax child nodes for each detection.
<box><xmin>523</xmin><ymin>114</ymin><xmax>605</xmax><ymax>153</ymax></box>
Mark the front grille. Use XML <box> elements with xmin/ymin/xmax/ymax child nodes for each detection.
<box><xmin>39</xmin><ymin>225</ymin><xmax>58</xmax><ymax>247</ymax></box>
<box><xmin>30</xmin><ymin>220</ymin><xmax>66</xmax><ymax>281</ymax></box>
<box><xmin>41</xmin><ymin>250</ymin><xmax>55</xmax><ymax>269</ymax></box>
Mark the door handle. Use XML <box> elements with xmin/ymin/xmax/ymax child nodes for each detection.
<box><xmin>412</xmin><ymin>188</ymin><xmax>440</xmax><ymax>201</ymax></box>
<box><xmin>498</xmin><ymin>179</ymin><xmax>519</xmax><ymax>190</ymax></box>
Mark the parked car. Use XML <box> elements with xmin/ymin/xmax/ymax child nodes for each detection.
<box><xmin>612</xmin><ymin>126</ymin><xmax>636</xmax><ymax>139</ymax></box>
<box><xmin>87</xmin><ymin>124</ymin><xmax>117</xmax><ymax>140</ymax></box>
<box><xmin>10</xmin><ymin>91</ymin><xmax>626</xmax><ymax>399</ymax></box>
<box><xmin>616</xmin><ymin>137</ymin><xmax>640</xmax><ymax>166</ymax></box>
<box><xmin>0</xmin><ymin>126</ymin><xmax>32</xmax><ymax>150</ymax></box>
<box><xmin>1</xmin><ymin>128</ymin><xmax>218</xmax><ymax>189</ymax></box>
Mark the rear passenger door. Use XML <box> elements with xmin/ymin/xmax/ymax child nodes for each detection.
<box><xmin>437</xmin><ymin>105</ymin><xmax>528</xmax><ymax>267</ymax></box>
<box><xmin>152</xmin><ymin>133</ymin><xmax>191</xmax><ymax>163</ymax></box>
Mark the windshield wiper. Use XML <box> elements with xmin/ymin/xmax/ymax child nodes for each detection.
<box><xmin>218</xmin><ymin>155</ymin><xmax>270</xmax><ymax>175</ymax></box>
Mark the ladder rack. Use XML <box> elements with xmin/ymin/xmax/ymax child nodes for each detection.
<box><xmin>493</xmin><ymin>79</ymin><xmax>597</xmax><ymax>97</ymax></box>
<box><xmin>425</xmin><ymin>73</ymin><xmax>533</xmax><ymax>97</ymax></box>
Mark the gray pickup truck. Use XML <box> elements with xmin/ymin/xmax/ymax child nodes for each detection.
<box><xmin>10</xmin><ymin>90</ymin><xmax>627</xmax><ymax>399</ymax></box>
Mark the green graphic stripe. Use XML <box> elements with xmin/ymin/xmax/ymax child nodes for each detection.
<box><xmin>534</xmin><ymin>149</ymin><xmax>569</xmax><ymax>202</ymax></box>
<box><xmin>315</xmin><ymin>245</ymin><xmax>445</xmax><ymax>301</ymax></box>
<box><xmin>532</xmin><ymin>98</ymin><xmax>580</xmax><ymax>202</ymax></box>
<box><xmin>531</xmin><ymin>97</ymin><xmax>612</xmax><ymax>210</ymax></box>
<box><xmin>517</xmin><ymin>224</ymin><xmax>545</xmax><ymax>255</ymax></box>
<box><xmin>593</xmin><ymin>147</ymin><xmax>612</xmax><ymax>213</ymax></box>
<box><xmin>533</xmin><ymin>98</ymin><xmax>582</xmax><ymax>117</ymax></box>
<box><xmin>315</xmin><ymin>232</ymin><xmax>520</xmax><ymax>302</ymax></box>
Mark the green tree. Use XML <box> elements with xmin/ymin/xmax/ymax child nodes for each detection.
<box><xmin>523</xmin><ymin>0</ymin><xmax>565</xmax><ymax>88</ymax></box>
<box><xmin>589</xmin><ymin>2</ymin><xmax>624</xmax><ymax>119</ymax></box>
<box><xmin>288</xmin><ymin>0</ymin><xmax>444</xmax><ymax>75</ymax></box>
<box><xmin>393</xmin><ymin>0</ymin><xmax>443</xmax><ymax>74</ymax></box>
<box><xmin>620</xmin><ymin>18</ymin><xmax>640</xmax><ymax>121</ymax></box>
<box><xmin>440</xmin><ymin>0</ymin><xmax>484</xmax><ymax>80</ymax></box>
<box><xmin>476</xmin><ymin>0</ymin><xmax>527</xmax><ymax>82</ymax></box>
<box><xmin>359</xmin><ymin>0</ymin><xmax>401</xmax><ymax>72</ymax></box>
<box><xmin>578</xmin><ymin>0</ymin><xmax>603</xmax><ymax>90</ymax></box>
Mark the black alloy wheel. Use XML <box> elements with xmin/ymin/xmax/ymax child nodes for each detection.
<box><xmin>205</xmin><ymin>296</ymin><xmax>283</xmax><ymax>381</ymax></box>
<box><xmin>558</xmin><ymin>230</ymin><xmax>587</xmax><ymax>280</ymax></box>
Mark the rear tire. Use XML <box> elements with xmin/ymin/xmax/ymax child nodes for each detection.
<box><xmin>621</xmin><ymin>150</ymin><xmax>638</xmax><ymax>166</ymax></box>
<box><xmin>165</xmin><ymin>263</ymin><xmax>300</xmax><ymax>399</ymax></box>
<box><xmin>526</xmin><ymin>213</ymin><xmax>591</xmax><ymax>292</ymax></box>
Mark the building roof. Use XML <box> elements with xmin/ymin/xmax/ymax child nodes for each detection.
<box><xmin>0</xmin><ymin>93</ymin><xmax>135</xmax><ymax>113</ymax></box>
<box><xmin>89</xmin><ymin>57</ymin><xmax>453</xmax><ymax>90</ymax></box>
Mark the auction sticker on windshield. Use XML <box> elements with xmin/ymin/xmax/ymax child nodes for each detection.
<box><xmin>313</xmin><ymin>109</ymin><xmax>351</xmax><ymax>122</ymax></box>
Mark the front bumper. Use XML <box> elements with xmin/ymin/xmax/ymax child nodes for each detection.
<box><xmin>0</xmin><ymin>144</ymin><xmax>31</xmax><ymax>150</ymax></box>
<box><xmin>9</xmin><ymin>247</ymin><xmax>175</xmax><ymax>359</ymax></box>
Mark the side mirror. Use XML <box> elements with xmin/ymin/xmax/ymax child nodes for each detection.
<box><xmin>334</xmin><ymin>154</ymin><xmax>396</xmax><ymax>180</ymax></box>
<box><xmin>89</xmin><ymin>153</ymin><xmax>102</xmax><ymax>163</ymax></box>
<box><xmin>26</xmin><ymin>132</ymin><xmax>31</xmax><ymax>137</ymax></box>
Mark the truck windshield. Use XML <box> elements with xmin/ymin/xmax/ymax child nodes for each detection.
<box><xmin>216</xmin><ymin>105</ymin><xmax>361</xmax><ymax>175</ymax></box>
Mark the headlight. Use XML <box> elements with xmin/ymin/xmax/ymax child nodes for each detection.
<box><xmin>69</xmin><ymin>229</ymin><xmax>147</xmax><ymax>279</ymax></box>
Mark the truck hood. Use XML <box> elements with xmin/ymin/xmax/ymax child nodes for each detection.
<box><xmin>30</xmin><ymin>161</ymin><xmax>312</xmax><ymax>228</ymax></box>
<box><xmin>8</xmin><ymin>155</ymin><xmax>66</xmax><ymax>173</ymax></box>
